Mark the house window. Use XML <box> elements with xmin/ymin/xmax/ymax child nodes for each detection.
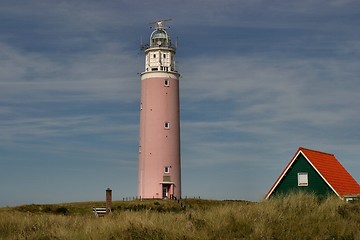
<box><xmin>164</xmin><ymin>79</ymin><xmax>169</xmax><ymax>86</ymax></box>
<box><xmin>164</xmin><ymin>166</ymin><xmax>170</xmax><ymax>173</ymax></box>
<box><xmin>164</xmin><ymin>122</ymin><xmax>170</xmax><ymax>129</ymax></box>
<box><xmin>298</xmin><ymin>172</ymin><xmax>308</xmax><ymax>186</ymax></box>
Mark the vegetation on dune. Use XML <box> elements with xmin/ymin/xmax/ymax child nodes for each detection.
<box><xmin>1</xmin><ymin>192</ymin><xmax>360</xmax><ymax>239</ymax></box>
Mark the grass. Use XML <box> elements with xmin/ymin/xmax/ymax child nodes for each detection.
<box><xmin>1</xmin><ymin>192</ymin><xmax>360</xmax><ymax>239</ymax></box>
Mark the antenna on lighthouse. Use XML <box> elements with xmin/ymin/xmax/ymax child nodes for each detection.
<box><xmin>149</xmin><ymin>19</ymin><xmax>172</xmax><ymax>29</ymax></box>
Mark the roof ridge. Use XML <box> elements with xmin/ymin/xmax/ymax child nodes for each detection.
<box><xmin>299</xmin><ymin>147</ymin><xmax>335</xmax><ymax>156</ymax></box>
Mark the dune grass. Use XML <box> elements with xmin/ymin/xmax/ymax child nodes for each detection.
<box><xmin>1</xmin><ymin>192</ymin><xmax>359</xmax><ymax>239</ymax></box>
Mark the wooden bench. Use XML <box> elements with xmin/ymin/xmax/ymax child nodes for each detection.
<box><xmin>92</xmin><ymin>207</ymin><xmax>108</xmax><ymax>217</ymax></box>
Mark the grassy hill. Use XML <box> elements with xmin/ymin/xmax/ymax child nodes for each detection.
<box><xmin>1</xmin><ymin>192</ymin><xmax>359</xmax><ymax>239</ymax></box>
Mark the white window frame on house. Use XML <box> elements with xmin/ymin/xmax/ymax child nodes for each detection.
<box><xmin>164</xmin><ymin>122</ymin><xmax>170</xmax><ymax>129</ymax></box>
<box><xmin>298</xmin><ymin>172</ymin><xmax>308</xmax><ymax>186</ymax></box>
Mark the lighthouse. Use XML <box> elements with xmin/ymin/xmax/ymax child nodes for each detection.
<box><xmin>138</xmin><ymin>19</ymin><xmax>181</xmax><ymax>199</ymax></box>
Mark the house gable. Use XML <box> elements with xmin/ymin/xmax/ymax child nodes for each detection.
<box><xmin>265</xmin><ymin>147</ymin><xmax>360</xmax><ymax>199</ymax></box>
<box><xmin>269</xmin><ymin>153</ymin><xmax>334</xmax><ymax>198</ymax></box>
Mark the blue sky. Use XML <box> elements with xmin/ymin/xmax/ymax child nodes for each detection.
<box><xmin>1</xmin><ymin>0</ymin><xmax>360</xmax><ymax>206</ymax></box>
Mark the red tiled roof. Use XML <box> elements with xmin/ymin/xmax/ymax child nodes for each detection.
<box><xmin>300</xmin><ymin>147</ymin><xmax>360</xmax><ymax>197</ymax></box>
<box><xmin>265</xmin><ymin>147</ymin><xmax>360</xmax><ymax>199</ymax></box>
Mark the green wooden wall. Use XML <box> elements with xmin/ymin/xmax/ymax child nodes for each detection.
<box><xmin>270</xmin><ymin>153</ymin><xmax>334</xmax><ymax>198</ymax></box>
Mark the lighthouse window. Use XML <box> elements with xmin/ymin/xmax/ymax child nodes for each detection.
<box><xmin>164</xmin><ymin>122</ymin><xmax>170</xmax><ymax>129</ymax></box>
<box><xmin>163</xmin><ymin>54</ymin><xmax>166</xmax><ymax>58</ymax></box>
<box><xmin>164</xmin><ymin>166</ymin><xmax>170</xmax><ymax>173</ymax></box>
<box><xmin>164</xmin><ymin>79</ymin><xmax>169</xmax><ymax>86</ymax></box>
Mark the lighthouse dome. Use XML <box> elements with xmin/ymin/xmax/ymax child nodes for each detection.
<box><xmin>150</xmin><ymin>28</ymin><xmax>170</xmax><ymax>47</ymax></box>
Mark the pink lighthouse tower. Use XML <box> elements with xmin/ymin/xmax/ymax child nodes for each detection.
<box><xmin>138</xmin><ymin>19</ymin><xmax>181</xmax><ymax>199</ymax></box>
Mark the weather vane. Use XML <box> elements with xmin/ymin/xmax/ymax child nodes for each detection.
<box><xmin>148</xmin><ymin>18</ymin><xmax>172</xmax><ymax>29</ymax></box>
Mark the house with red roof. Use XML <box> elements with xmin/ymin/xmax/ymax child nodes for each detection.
<box><xmin>265</xmin><ymin>147</ymin><xmax>360</xmax><ymax>201</ymax></box>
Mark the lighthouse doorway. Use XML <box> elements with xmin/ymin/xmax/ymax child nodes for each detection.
<box><xmin>162</xmin><ymin>184</ymin><xmax>173</xmax><ymax>199</ymax></box>
<box><xmin>162</xmin><ymin>185</ymin><xmax>167</xmax><ymax>199</ymax></box>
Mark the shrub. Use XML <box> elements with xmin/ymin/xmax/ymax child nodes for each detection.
<box><xmin>54</xmin><ymin>207</ymin><xmax>69</xmax><ymax>215</ymax></box>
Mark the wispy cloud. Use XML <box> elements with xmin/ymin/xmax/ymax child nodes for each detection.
<box><xmin>0</xmin><ymin>41</ymin><xmax>141</xmax><ymax>103</ymax></box>
<box><xmin>180</xmin><ymin>52</ymin><xmax>360</xmax><ymax>170</ymax></box>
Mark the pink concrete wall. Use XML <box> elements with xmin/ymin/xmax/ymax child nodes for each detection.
<box><xmin>138</xmin><ymin>73</ymin><xmax>181</xmax><ymax>199</ymax></box>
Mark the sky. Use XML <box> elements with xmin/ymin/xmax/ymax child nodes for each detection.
<box><xmin>1</xmin><ymin>0</ymin><xmax>360</xmax><ymax>206</ymax></box>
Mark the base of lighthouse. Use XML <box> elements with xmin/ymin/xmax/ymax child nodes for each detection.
<box><xmin>138</xmin><ymin>72</ymin><xmax>181</xmax><ymax>199</ymax></box>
